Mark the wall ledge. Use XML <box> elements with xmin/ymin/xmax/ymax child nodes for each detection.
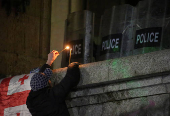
<box><xmin>52</xmin><ymin>49</ymin><xmax>170</xmax><ymax>87</ymax></box>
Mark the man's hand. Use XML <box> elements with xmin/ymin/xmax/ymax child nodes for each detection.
<box><xmin>46</xmin><ymin>50</ymin><xmax>59</xmax><ymax>66</ymax></box>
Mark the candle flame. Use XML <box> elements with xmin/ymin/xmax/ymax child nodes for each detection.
<box><xmin>66</xmin><ymin>46</ymin><xmax>70</xmax><ymax>49</ymax></box>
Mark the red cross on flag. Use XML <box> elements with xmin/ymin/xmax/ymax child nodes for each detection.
<box><xmin>0</xmin><ymin>73</ymin><xmax>34</xmax><ymax>116</ymax></box>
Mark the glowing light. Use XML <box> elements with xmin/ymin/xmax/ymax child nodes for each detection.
<box><xmin>59</xmin><ymin>45</ymin><xmax>70</xmax><ymax>53</ymax></box>
<box><xmin>66</xmin><ymin>46</ymin><xmax>70</xmax><ymax>49</ymax></box>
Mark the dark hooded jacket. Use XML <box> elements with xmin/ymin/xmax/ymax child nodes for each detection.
<box><xmin>26</xmin><ymin>63</ymin><xmax>80</xmax><ymax>116</ymax></box>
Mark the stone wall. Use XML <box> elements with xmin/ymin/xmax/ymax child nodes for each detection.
<box><xmin>52</xmin><ymin>49</ymin><xmax>170</xmax><ymax>116</ymax></box>
<box><xmin>0</xmin><ymin>0</ymin><xmax>51</xmax><ymax>76</ymax></box>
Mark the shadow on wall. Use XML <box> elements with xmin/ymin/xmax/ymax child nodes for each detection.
<box><xmin>120</xmin><ymin>98</ymin><xmax>169</xmax><ymax>116</ymax></box>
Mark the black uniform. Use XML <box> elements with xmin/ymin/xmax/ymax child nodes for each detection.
<box><xmin>26</xmin><ymin>63</ymin><xmax>80</xmax><ymax>116</ymax></box>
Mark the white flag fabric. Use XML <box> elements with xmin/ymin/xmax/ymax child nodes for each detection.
<box><xmin>4</xmin><ymin>104</ymin><xmax>31</xmax><ymax>116</ymax></box>
<box><xmin>0</xmin><ymin>74</ymin><xmax>34</xmax><ymax>116</ymax></box>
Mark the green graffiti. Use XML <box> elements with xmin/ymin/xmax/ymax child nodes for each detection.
<box><xmin>111</xmin><ymin>56</ymin><xmax>149</xmax><ymax>105</ymax></box>
<box><xmin>143</xmin><ymin>47</ymin><xmax>160</xmax><ymax>54</ymax></box>
<box><xmin>111</xmin><ymin>59</ymin><xmax>132</xmax><ymax>78</ymax></box>
<box><xmin>127</xmin><ymin>80</ymin><xmax>149</xmax><ymax>104</ymax></box>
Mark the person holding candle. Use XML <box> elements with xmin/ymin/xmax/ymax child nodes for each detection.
<box><xmin>26</xmin><ymin>50</ymin><xmax>80</xmax><ymax>116</ymax></box>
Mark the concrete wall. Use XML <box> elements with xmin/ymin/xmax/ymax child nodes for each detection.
<box><xmin>0</xmin><ymin>0</ymin><xmax>51</xmax><ymax>76</ymax></box>
<box><xmin>52</xmin><ymin>49</ymin><xmax>170</xmax><ymax>116</ymax></box>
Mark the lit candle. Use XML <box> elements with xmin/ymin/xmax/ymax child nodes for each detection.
<box><xmin>59</xmin><ymin>46</ymin><xmax>70</xmax><ymax>53</ymax></box>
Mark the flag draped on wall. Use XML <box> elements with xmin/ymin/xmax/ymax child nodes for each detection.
<box><xmin>0</xmin><ymin>74</ymin><xmax>33</xmax><ymax>116</ymax></box>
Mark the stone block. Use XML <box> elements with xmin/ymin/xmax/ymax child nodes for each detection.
<box><xmin>98</xmin><ymin>93</ymin><xmax>114</xmax><ymax>103</ymax></box>
<box><xmin>102</xmin><ymin>85</ymin><xmax>166</xmax><ymax>103</ymax></box>
<box><xmin>79</xmin><ymin>61</ymin><xmax>109</xmax><ymax>85</ymax></box>
<box><xmin>146</xmin><ymin>94</ymin><xmax>169</xmax><ymax>116</ymax></box>
<box><xmin>70</xmin><ymin>87</ymin><xmax>104</xmax><ymax>98</ymax></box>
<box><xmin>126</xmin><ymin>85</ymin><xmax>166</xmax><ymax>98</ymax></box>
<box><xmin>79</xmin><ymin>105</ymin><xmax>103</xmax><ymax>116</ymax></box>
<box><xmin>70</xmin><ymin>77</ymin><xmax>162</xmax><ymax>98</ymax></box>
<box><xmin>66</xmin><ymin>97</ymin><xmax>89</xmax><ymax>108</ymax></box>
<box><xmin>67</xmin><ymin>84</ymin><xmax>166</xmax><ymax>108</ymax></box>
<box><xmin>70</xmin><ymin>90</ymin><xmax>85</xmax><ymax>98</ymax></box>
<box><xmin>104</xmin><ymin>84</ymin><xmax>120</xmax><ymax>93</ymax></box>
<box><xmin>103</xmin><ymin>76</ymin><xmax>162</xmax><ymax>93</ymax></box>
<box><xmin>89</xmin><ymin>95</ymin><xmax>98</xmax><ymax>104</ymax></box>
<box><xmin>88</xmin><ymin>87</ymin><xmax>104</xmax><ymax>95</ymax></box>
<box><xmin>162</xmin><ymin>74</ymin><xmax>170</xmax><ymax>83</ymax></box>
<box><xmin>110</xmin><ymin>85</ymin><xmax>165</xmax><ymax>100</ymax></box>
<box><xmin>109</xmin><ymin>49</ymin><xmax>170</xmax><ymax>81</ymax></box>
<box><xmin>165</xmin><ymin>84</ymin><xmax>170</xmax><ymax>93</ymax></box>
<box><xmin>109</xmin><ymin>56</ymin><xmax>136</xmax><ymax>80</ymax></box>
<box><xmin>102</xmin><ymin>94</ymin><xmax>169</xmax><ymax>116</ymax></box>
<box><xmin>125</xmin><ymin>76</ymin><xmax>162</xmax><ymax>89</ymax></box>
<box><xmin>53</xmin><ymin>49</ymin><xmax>170</xmax><ymax>87</ymax></box>
<box><xmin>68</xmin><ymin>107</ymin><xmax>79</xmax><ymax>116</ymax></box>
<box><xmin>102</xmin><ymin>102</ymin><xmax>118</xmax><ymax>116</ymax></box>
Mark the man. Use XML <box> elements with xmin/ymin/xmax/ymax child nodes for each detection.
<box><xmin>26</xmin><ymin>50</ymin><xmax>80</xmax><ymax>116</ymax></box>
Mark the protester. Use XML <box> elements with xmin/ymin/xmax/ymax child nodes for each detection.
<box><xmin>26</xmin><ymin>50</ymin><xmax>80</xmax><ymax>116</ymax></box>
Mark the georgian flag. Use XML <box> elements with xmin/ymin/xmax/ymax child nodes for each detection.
<box><xmin>0</xmin><ymin>74</ymin><xmax>34</xmax><ymax>116</ymax></box>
